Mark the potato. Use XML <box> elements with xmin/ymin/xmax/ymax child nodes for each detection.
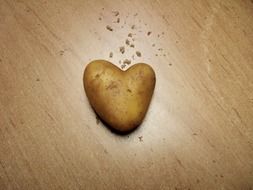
<box><xmin>83</xmin><ymin>60</ymin><xmax>156</xmax><ymax>132</ymax></box>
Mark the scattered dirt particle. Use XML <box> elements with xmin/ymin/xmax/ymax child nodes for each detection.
<box><xmin>134</xmin><ymin>13</ymin><xmax>138</xmax><ymax>16</ymax></box>
<box><xmin>121</xmin><ymin>64</ymin><xmax>126</xmax><ymax>69</ymax></box>
<box><xmin>158</xmin><ymin>48</ymin><xmax>163</xmax><ymax>51</ymax></box>
<box><xmin>132</xmin><ymin>38</ymin><xmax>135</xmax><ymax>41</ymax></box>
<box><xmin>119</xmin><ymin>46</ymin><xmax>125</xmax><ymax>54</ymax></box>
<box><xmin>96</xmin><ymin>115</ymin><xmax>100</xmax><ymax>125</ymax></box>
<box><xmin>147</xmin><ymin>31</ymin><xmax>152</xmax><ymax>36</ymax></box>
<box><xmin>109</xmin><ymin>52</ymin><xmax>113</xmax><ymax>58</ymax></box>
<box><xmin>131</xmin><ymin>25</ymin><xmax>135</xmax><ymax>29</ymax></box>
<box><xmin>162</xmin><ymin>32</ymin><xmax>165</xmax><ymax>35</ymax></box>
<box><xmin>176</xmin><ymin>40</ymin><xmax>179</xmax><ymax>43</ymax></box>
<box><xmin>126</xmin><ymin>39</ymin><xmax>130</xmax><ymax>45</ymax></box>
<box><xmin>119</xmin><ymin>60</ymin><xmax>121</xmax><ymax>64</ymax></box>
<box><xmin>130</xmin><ymin>44</ymin><xmax>135</xmax><ymax>48</ymax></box>
<box><xmin>59</xmin><ymin>50</ymin><xmax>64</xmax><ymax>55</ymax></box>
<box><xmin>152</xmin><ymin>44</ymin><xmax>155</xmax><ymax>47</ymax></box>
<box><xmin>117</xmin><ymin>18</ymin><xmax>120</xmax><ymax>23</ymax></box>
<box><xmin>192</xmin><ymin>133</ymin><xmax>197</xmax><ymax>136</ymax></box>
<box><xmin>36</xmin><ymin>78</ymin><xmax>40</xmax><ymax>82</ymax></box>
<box><xmin>158</xmin><ymin>34</ymin><xmax>160</xmax><ymax>38</ymax></box>
<box><xmin>102</xmin><ymin>8</ymin><xmax>104</xmax><ymax>10</ymax></box>
<box><xmin>196</xmin><ymin>179</ymin><xmax>200</xmax><ymax>184</ymax></box>
<box><xmin>106</xmin><ymin>25</ymin><xmax>113</xmax><ymax>31</ymax></box>
<box><xmin>212</xmin><ymin>160</ymin><xmax>216</xmax><ymax>163</ymax></box>
<box><xmin>138</xmin><ymin>136</ymin><xmax>143</xmax><ymax>142</ymax></box>
<box><xmin>155</xmin><ymin>54</ymin><xmax>158</xmax><ymax>56</ymax></box>
<box><xmin>98</xmin><ymin>17</ymin><xmax>102</xmax><ymax>21</ymax></box>
<box><xmin>123</xmin><ymin>59</ymin><xmax>131</xmax><ymax>65</ymax></box>
<box><xmin>169</xmin><ymin>63</ymin><xmax>172</xmax><ymax>66</ymax></box>
<box><xmin>112</xmin><ymin>11</ymin><xmax>119</xmax><ymax>16</ymax></box>
<box><xmin>121</xmin><ymin>26</ymin><xmax>124</xmax><ymax>28</ymax></box>
<box><xmin>220</xmin><ymin>175</ymin><xmax>224</xmax><ymax>178</ymax></box>
<box><xmin>128</xmin><ymin>33</ymin><xmax>133</xmax><ymax>37</ymax></box>
<box><xmin>145</xmin><ymin>23</ymin><xmax>147</xmax><ymax>26</ymax></box>
<box><xmin>136</xmin><ymin>51</ymin><xmax>141</xmax><ymax>57</ymax></box>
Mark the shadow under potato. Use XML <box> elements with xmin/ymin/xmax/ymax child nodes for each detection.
<box><xmin>94</xmin><ymin>112</ymin><xmax>140</xmax><ymax>136</ymax></box>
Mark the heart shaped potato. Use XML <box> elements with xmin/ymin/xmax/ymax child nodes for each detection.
<box><xmin>83</xmin><ymin>60</ymin><xmax>156</xmax><ymax>132</ymax></box>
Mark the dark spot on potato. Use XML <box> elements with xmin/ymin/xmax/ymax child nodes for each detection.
<box><xmin>95</xmin><ymin>74</ymin><xmax>100</xmax><ymax>78</ymax></box>
<box><xmin>127</xmin><ymin>89</ymin><xmax>132</xmax><ymax>93</ymax></box>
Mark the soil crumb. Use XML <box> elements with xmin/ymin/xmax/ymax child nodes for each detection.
<box><xmin>112</xmin><ymin>11</ymin><xmax>119</xmax><ymax>16</ymax></box>
<box><xmin>123</xmin><ymin>59</ymin><xmax>131</xmax><ymax>65</ymax></box>
<box><xmin>119</xmin><ymin>46</ymin><xmax>125</xmax><ymax>54</ymax></box>
<box><xmin>96</xmin><ymin>115</ymin><xmax>100</xmax><ymax>125</ymax></box>
<box><xmin>128</xmin><ymin>33</ymin><xmax>133</xmax><ymax>37</ymax></box>
<box><xmin>136</xmin><ymin>51</ymin><xmax>141</xmax><ymax>57</ymax></box>
<box><xmin>109</xmin><ymin>52</ymin><xmax>113</xmax><ymax>58</ymax></box>
<box><xmin>106</xmin><ymin>25</ymin><xmax>113</xmax><ymax>31</ymax></box>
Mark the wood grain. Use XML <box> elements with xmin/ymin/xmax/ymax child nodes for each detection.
<box><xmin>0</xmin><ymin>0</ymin><xmax>253</xmax><ymax>189</ymax></box>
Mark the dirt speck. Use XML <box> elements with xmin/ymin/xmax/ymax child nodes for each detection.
<box><xmin>131</xmin><ymin>25</ymin><xmax>135</xmax><ymax>29</ymax></box>
<box><xmin>106</xmin><ymin>25</ymin><xmax>113</xmax><ymax>31</ymax></box>
<box><xmin>192</xmin><ymin>133</ymin><xmax>197</xmax><ymax>136</ymax></box>
<box><xmin>147</xmin><ymin>31</ymin><xmax>152</xmax><ymax>36</ymax></box>
<box><xmin>152</xmin><ymin>44</ymin><xmax>155</xmax><ymax>47</ymax></box>
<box><xmin>212</xmin><ymin>160</ymin><xmax>216</xmax><ymax>163</ymax></box>
<box><xmin>119</xmin><ymin>46</ymin><xmax>125</xmax><ymax>54</ymax></box>
<box><xmin>109</xmin><ymin>52</ymin><xmax>113</xmax><ymax>58</ymax></box>
<box><xmin>36</xmin><ymin>78</ymin><xmax>40</xmax><ymax>82</ymax></box>
<box><xmin>196</xmin><ymin>179</ymin><xmax>200</xmax><ymax>184</ymax></box>
<box><xmin>117</xmin><ymin>18</ymin><xmax>120</xmax><ymax>23</ymax></box>
<box><xmin>123</xmin><ymin>59</ymin><xmax>131</xmax><ymax>65</ymax></box>
<box><xmin>96</xmin><ymin>115</ymin><xmax>100</xmax><ymax>125</ymax></box>
<box><xmin>112</xmin><ymin>11</ymin><xmax>119</xmax><ymax>16</ymax></box>
<box><xmin>59</xmin><ymin>50</ymin><xmax>64</xmax><ymax>56</ymax></box>
<box><xmin>126</xmin><ymin>39</ymin><xmax>130</xmax><ymax>45</ymax></box>
<box><xmin>128</xmin><ymin>33</ymin><xmax>133</xmax><ymax>37</ymax></box>
<box><xmin>138</xmin><ymin>136</ymin><xmax>143</xmax><ymax>142</ymax></box>
<box><xmin>130</xmin><ymin>44</ymin><xmax>135</xmax><ymax>48</ymax></box>
<box><xmin>98</xmin><ymin>17</ymin><xmax>102</xmax><ymax>21</ymax></box>
<box><xmin>169</xmin><ymin>63</ymin><xmax>172</xmax><ymax>66</ymax></box>
<box><xmin>134</xmin><ymin>13</ymin><xmax>138</xmax><ymax>16</ymax></box>
<box><xmin>136</xmin><ymin>51</ymin><xmax>141</xmax><ymax>57</ymax></box>
<box><xmin>121</xmin><ymin>64</ymin><xmax>126</xmax><ymax>69</ymax></box>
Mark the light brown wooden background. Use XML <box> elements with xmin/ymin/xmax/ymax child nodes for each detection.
<box><xmin>0</xmin><ymin>0</ymin><xmax>253</xmax><ymax>189</ymax></box>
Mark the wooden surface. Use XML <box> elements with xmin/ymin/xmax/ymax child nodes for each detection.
<box><xmin>0</xmin><ymin>0</ymin><xmax>253</xmax><ymax>189</ymax></box>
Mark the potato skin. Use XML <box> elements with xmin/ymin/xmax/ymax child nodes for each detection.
<box><xmin>83</xmin><ymin>60</ymin><xmax>156</xmax><ymax>132</ymax></box>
